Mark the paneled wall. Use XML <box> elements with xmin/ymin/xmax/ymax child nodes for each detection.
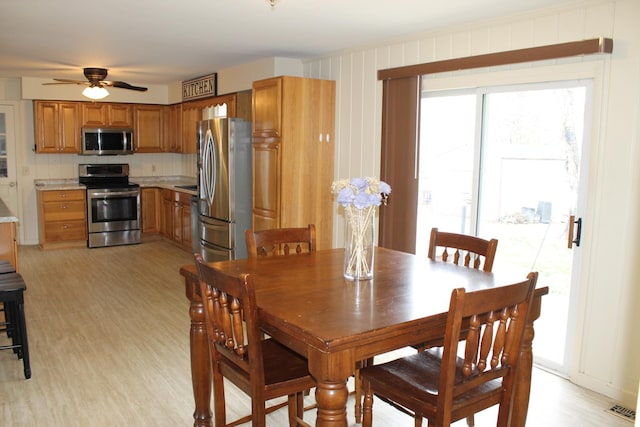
<box><xmin>303</xmin><ymin>0</ymin><xmax>640</xmax><ymax>408</ymax></box>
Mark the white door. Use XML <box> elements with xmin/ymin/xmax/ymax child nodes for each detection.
<box><xmin>417</xmin><ymin>80</ymin><xmax>591</xmax><ymax>375</ymax></box>
<box><xmin>0</xmin><ymin>105</ymin><xmax>19</xmax><ymax>216</ymax></box>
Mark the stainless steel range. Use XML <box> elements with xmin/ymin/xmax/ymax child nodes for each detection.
<box><xmin>79</xmin><ymin>164</ymin><xmax>141</xmax><ymax>248</ymax></box>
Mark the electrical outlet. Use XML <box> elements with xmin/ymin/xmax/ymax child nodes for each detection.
<box><xmin>151</xmin><ymin>164</ymin><xmax>157</xmax><ymax>173</ymax></box>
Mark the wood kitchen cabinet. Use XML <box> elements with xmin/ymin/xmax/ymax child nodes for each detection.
<box><xmin>181</xmin><ymin>91</ymin><xmax>251</xmax><ymax>154</ymax></box>
<box><xmin>141</xmin><ymin>187</ymin><xmax>161</xmax><ymax>234</ymax></box>
<box><xmin>37</xmin><ymin>189</ymin><xmax>87</xmax><ymax>249</ymax></box>
<box><xmin>160</xmin><ymin>189</ymin><xmax>192</xmax><ymax>251</ymax></box>
<box><xmin>81</xmin><ymin>102</ymin><xmax>133</xmax><ymax>127</ymax></box>
<box><xmin>251</xmin><ymin>76</ymin><xmax>335</xmax><ymax>250</ymax></box>
<box><xmin>33</xmin><ymin>101</ymin><xmax>81</xmax><ymax>153</ymax></box>
<box><xmin>133</xmin><ymin>104</ymin><xmax>166</xmax><ymax>153</ymax></box>
<box><xmin>0</xmin><ymin>222</ymin><xmax>18</xmax><ymax>272</ymax></box>
<box><xmin>164</xmin><ymin>104</ymin><xmax>182</xmax><ymax>153</ymax></box>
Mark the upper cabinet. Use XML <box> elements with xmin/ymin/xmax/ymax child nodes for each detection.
<box><xmin>33</xmin><ymin>101</ymin><xmax>81</xmax><ymax>153</ymax></box>
<box><xmin>33</xmin><ymin>91</ymin><xmax>251</xmax><ymax>155</ymax></box>
<box><xmin>133</xmin><ymin>104</ymin><xmax>167</xmax><ymax>153</ymax></box>
<box><xmin>82</xmin><ymin>103</ymin><xmax>133</xmax><ymax>127</ymax></box>
<box><xmin>251</xmin><ymin>76</ymin><xmax>336</xmax><ymax>250</ymax></box>
<box><xmin>252</xmin><ymin>78</ymin><xmax>282</xmax><ymax>138</ymax></box>
<box><xmin>180</xmin><ymin>91</ymin><xmax>251</xmax><ymax>154</ymax></box>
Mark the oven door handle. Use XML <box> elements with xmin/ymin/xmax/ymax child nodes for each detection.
<box><xmin>88</xmin><ymin>189</ymin><xmax>140</xmax><ymax>198</ymax></box>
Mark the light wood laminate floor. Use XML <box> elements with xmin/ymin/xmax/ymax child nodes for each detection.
<box><xmin>0</xmin><ymin>242</ymin><xmax>631</xmax><ymax>426</ymax></box>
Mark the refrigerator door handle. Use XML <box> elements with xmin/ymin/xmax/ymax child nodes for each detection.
<box><xmin>203</xmin><ymin>128</ymin><xmax>216</xmax><ymax>206</ymax></box>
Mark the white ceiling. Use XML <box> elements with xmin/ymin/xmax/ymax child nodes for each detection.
<box><xmin>1</xmin><ymin>0</ymin><xmax>574</xmax><ymax>86</ymax></box>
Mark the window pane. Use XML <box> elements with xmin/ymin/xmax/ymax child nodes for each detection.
<box><xmin>0</xmin><ymin>113</ymin><xmax>5</xmax><ymax>134</ymax></box>
<box><xmin>417</xmin><ymin>93</ymin><xmax>476</xmax><ymax>256</ymax></box>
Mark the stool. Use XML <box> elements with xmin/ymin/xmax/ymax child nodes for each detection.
<box><xmin>0</xmin><ymin>272</ymin><xmax>31</xmax><ymax>379</ymax></box>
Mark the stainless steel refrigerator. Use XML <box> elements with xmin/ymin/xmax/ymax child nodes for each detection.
<box><xmin>196</xmin><ymin>118</ymin><xmax>252</xmax><ymax>262</ymax></box>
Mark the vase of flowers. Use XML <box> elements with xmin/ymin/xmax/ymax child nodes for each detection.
<box><xmin>332</xmin><ymin>177</ymin><xmax>391</xmax><ymax>280</ymax></box>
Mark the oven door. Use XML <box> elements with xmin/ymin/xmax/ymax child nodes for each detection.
<box><xmin>87</xmin><ymin>187</ymin><xmax>141</xmax><ymax>233</ymax></box>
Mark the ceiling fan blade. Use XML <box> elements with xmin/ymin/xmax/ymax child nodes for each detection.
<box><xmin>44</xmin><ymin>78</ymin><xmax>90</xmax><ymax>85</ymax></box>
<box><xmin>104</xmin><ymin>81</ymin><xmax>148</xmax><ymax>91</ymax></box>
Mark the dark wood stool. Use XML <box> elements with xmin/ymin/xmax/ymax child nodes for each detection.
<box><xmin>0</xmin><ymin>272</ymin><xmax>31</xmax><ymax>379</ymax></box>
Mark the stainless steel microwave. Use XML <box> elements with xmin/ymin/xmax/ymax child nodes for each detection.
<box><xmin>81</xmin><ymin>127</ymin><xmax>134</xmax><ymax>155</ymax></box>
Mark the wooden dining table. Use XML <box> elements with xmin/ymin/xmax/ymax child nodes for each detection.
<box><xmin>180</xmin><ymin>247</ymin><xmax>548</xmax><ymax>427</ymax></box>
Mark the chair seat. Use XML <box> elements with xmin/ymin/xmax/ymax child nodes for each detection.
<box><xmin>362</xmin><ymin>348</ymin><xmax>503</xmax><ymax>422</ymax></box>
<box><xmin>219</xmin><ymin>338</ymin><xmax>315</xmax><ymax>398</ymax></box>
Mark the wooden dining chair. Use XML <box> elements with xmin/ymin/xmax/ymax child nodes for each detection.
<box><xmin>194</xmin><ymin>254</ymin><xmax>315</xmax><ymax>427</ymax></box>
<box><xmin>355</xmin><ymin>228</ymin><xmax>500</xmax><ymax>423</ymax></box>
<box><xmin>428</xmin><ymin>227</ymin><xmax>498</xmax><ymax>272</ymax></box>
<box><xmin>245</xmin><ymin>224</ymin><xmax>316</xmax><ymax>258</ymax></box>
<box><xmin>360</xmin><ymin>272</ymin><xmax>538</xmax><ymax>427</ymax></box>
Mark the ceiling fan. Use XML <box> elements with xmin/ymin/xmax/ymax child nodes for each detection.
<box><xmin>44</xmin><ymin>67</ymin><xmax>148</xmax><ymax>99</ymax></box>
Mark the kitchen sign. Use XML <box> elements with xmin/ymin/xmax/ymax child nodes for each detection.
<box><xmin>182</xmin><ymin>73</ymin><xmax>217</xmax><ymax>101</ymax></box>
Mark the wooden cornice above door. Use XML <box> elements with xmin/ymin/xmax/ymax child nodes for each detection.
<box><xmin>378</xmin><ymin>37</ymin><xmax>613</xmax><ymax>80</ymax></box>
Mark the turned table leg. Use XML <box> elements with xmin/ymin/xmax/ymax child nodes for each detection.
<box><xmin>182</xmin><ymin>267</ymin><xmax>213</xmax><ymax>427</ymax></box>
<box><xmin>308</xmin><ymin>348</ymin><xmax>353</xmax><ymax>427</ymax></box>
<box><xmin>510</xmin><ymin>288</ymin><xmax>547</xmax><ymax>427</ymax></box>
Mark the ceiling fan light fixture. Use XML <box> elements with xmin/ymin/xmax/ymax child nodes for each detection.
<box><xmin>82</xmin><ymin>86</ymin><xmax>109</xmax><ymax>100</ymax></box>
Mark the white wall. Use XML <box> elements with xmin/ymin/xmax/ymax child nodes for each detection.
<box><xmin>303</xmin><ymin>0</ymin><xmax>639</xmax><ymax>408</ymax></box>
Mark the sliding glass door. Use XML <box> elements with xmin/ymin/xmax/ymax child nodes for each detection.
<box><xmin>417</xmin><ymin>81</ymin><xmax>591</xmax><ymax>374</ymax></box>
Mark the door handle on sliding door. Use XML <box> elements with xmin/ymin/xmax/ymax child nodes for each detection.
<box><xmin>568</xmin><ymin>215</ymin><xmax>582</xmax><ymax>248</ymax></box>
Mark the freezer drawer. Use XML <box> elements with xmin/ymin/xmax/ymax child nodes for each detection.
<box><xmin>200</xmin><ymin>240</ymin><xmax>233</xmax><ymax>263</ymax></box>
<box><xmin>199</xmin><ymin>215</ymin><xmax>235</xmax><ymax>249</ymax></box>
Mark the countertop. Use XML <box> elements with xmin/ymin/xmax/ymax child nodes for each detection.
<box><xmin>0</xmin><ymin>198</ymin><xmax>18</xmax><ymax>223</ymax></box>
<box><xmin>34</xmin><ymin>176</ymin><xmax>198</xmax><ymax>196</ymax></box>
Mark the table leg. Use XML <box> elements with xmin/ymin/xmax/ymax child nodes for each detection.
<box><xmin>308</xmin><ymin>349</ymin><xmax>353</xmax><ymax>427</ymax></box>
<box><xmin>184</xmin><ymin>270</ymin><xmax>213</xmax><ymax>427</ymax></box>
<box><xmin>510</xmin><ymin>290</ymin><xmax>545</xmax><ymax>427</ymax></box>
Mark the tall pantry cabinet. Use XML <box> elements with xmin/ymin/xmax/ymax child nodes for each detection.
<box><xmin>251</xmin><ymin>76</ymin><xmax>336</xmax><ymax>250</ymax></box>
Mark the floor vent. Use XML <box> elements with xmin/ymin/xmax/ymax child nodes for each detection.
<box><xmin>607</xmin><ymin>404</ymin><xmax>636</xmax><ymax>422</ymax></box>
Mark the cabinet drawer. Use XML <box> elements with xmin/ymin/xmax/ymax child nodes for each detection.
<box><xmin>43</xmin><ymin>201</ymin><xmax>86</xmax><ymax>221</ymax></box>
<box><xmin>41</xmin><ymin>190</ymin><xmax>86</xmax><ymax>202</ymax></box>
<box><xmin>44</xmin><ymin>220</ymin><xmax>87</xmax><ymax>242</ymax></box>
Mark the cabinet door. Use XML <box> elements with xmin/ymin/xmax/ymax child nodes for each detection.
<box><xmin>161</xmin><ymin>190</ymin><xmax>174</xmax><ymax>239</ymax></box>
<box><xmin>134</xmin><ymin>105</ymin><xmax>164</xmax><ymax>152</ymax></box>
<box><xmin>141</xmin><ymin>188</ymin><xmax>160</xmax><ymax>234</ymax></box>
<box><xmin>0</xmin><ymin>222</ymin><xmax>18</xmax><ymax>271</ymax></box>
<box><xmin>59</xmin><ymin>103</ymin><xmax>81</xmax><ymax>153</ymax></box>
<box><xmin>252</xmin><ymin>78</ymin><xmax>282</xmax><ymax>137</ymax></box>
<box><xmin>82</xmin><ymin>103</ymin><xmax>108</xmax><ymax>126</ymax></box>
<box><xmin>165</xmin><ymin>104</ymin><xmax>182</xmax><ymax>153</ymax></box>
<box><xmin>34</xmin><ymin>101</ymin><xmax>60</xmax><ymax>152</ymax></box>
<box><xmin>251</xmin><ymin>140</ymin><xmax>280</xmax><ymax>231</ymax></box>
<box><xmin>179</xmin><ymin>192</ymin><xmax>192</xmax><ymax>250</ymax></box>
<box><xmin>181</xmin><ymin>103</ymin><xmax>202</xmax><ymax>154</ymax></box>
<box><xmin>108</xmin><ymin>104</ymin><xmax>133</xmax><ymax>127</ymax></box>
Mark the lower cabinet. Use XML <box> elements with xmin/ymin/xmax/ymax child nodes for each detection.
<box><xmin>141</xmin><ymin>188</ymin><xmax>161</xmax><ymax>235</ymax></box>
<box><xmin>37</xmin><ymin>189</ymin><xmax>87</xmax><ymax>249</ymax></box>
<box><xmin>160</xmin><ymin>189</ymin><xmax>192</xmax><ymax>251</ymax></box>
<box><xmin>0</xmin><ymin>222</ymin><xmax>18</xmax><ymax>271</ymax></box>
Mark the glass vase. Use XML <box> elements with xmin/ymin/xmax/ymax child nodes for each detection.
<box><xmin>343</xmin><ymin>206</ymin><xmax>375</xmax><ymax>280</ymax></box>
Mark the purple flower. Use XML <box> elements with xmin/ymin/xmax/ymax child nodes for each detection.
<box><xmin>379</xmin><ymin>181</ymin><xmax>391</xmax><ymax>195</ymax></box>
<box><xmin>336</xmin><ymin>187</ymin><xmax>355</xmax><ymax>207</ymax></box>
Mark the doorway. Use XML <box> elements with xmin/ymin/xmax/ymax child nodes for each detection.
<box><xmin>417</xmin><ymin>80</ymin><xmax>591</xmax><ymax>375</ymax></box>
